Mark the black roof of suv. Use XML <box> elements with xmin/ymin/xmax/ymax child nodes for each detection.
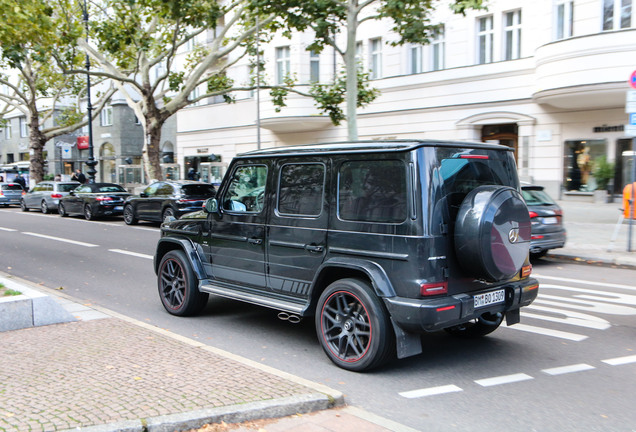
<box><xmin>154</xmin><ymin>140</ymin><xmax>538</xmax><ymax>371</ymax></box>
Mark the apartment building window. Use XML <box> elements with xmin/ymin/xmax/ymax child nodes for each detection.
<box><xmin>369</xmin><ymin>38</ymin><xmax>382</xmax><ymax>79</ymax></box>
<box><xmin>355</xmin><ymin>41</ymin><xmax>363</xmax><ymax>66</ymax></box>
<box><xmin>20</xmin><ymin>117</ymin><xmax>28</xmax><ymax>137</ymax></box>
<box><xmin>556</xmin><ymin>1</ymin><xmax>574</xmax><ymax>39</ymax></box>
<box><xmin>5</xmin><ymin>123</ymin><xmax>11</xmax><ymax>139</ymax></box>
<box><xmin>409</xmin><ymin>44</ymin><xmax>423</xmax><ymax>74</ymax></box>
<box><xmin>310</xmin><ymin>50</ymin><xmax>320</xmax><ymax>83</ymax></box>
<box><xmin>189</xmin><ymin>86</ymin><xmax>200</xmax><ymax>106</ymax></box>
<box><xmin>477</xmin><ymin>15</ymin><xmax>494</xmax><ymax>64</ymax></box>
<box><xmin>100</xmin><ymin>106</ymin><xmax>113</xmax><ymax>126</ymax></box>
<box><xmin>7</xmin><ymin>153</ymin><xmax>15</xmax><ymax>163</ymax></box>
<box><xmin>603</xmin><ymin>0</ymin><xmax>632</xmax><ymax>30</ymax></box>
<box><xmin>504</xmin><ymin>10</ymin><xmax>522</xmax><ymax>60</ymax></box>
<box><xmin>431</xmin><ymin>25</ymin><xmax>445</xmax><ymax>71</ymax></box>
<box><xmin>276</xmin><ymin>46</ymin><xmax>291</xmax><ymax>84</ymax></box>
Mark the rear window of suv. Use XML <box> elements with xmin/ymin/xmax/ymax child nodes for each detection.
<box><xmin>338</xmin><ymin>160</ymin><xmax>407</xmax><ymax>223</ymax></box>
<box><xmin>1</xmin><ymin>184</ymin><xmax>23</xmax><ymax>191</ymax></box>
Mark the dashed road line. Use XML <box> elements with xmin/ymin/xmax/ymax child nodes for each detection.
<box><xmin>0</xmin><ymin>227</ymin><xmax>17</xmax><ymax>232</ymax></box>
<box><xmin>474</xmin><ymin>373</ymin><xmax>533</xmax><ymax>387</ymax></box>
<box><xmin>22</xmin><ymin>232</ymin><xmax>99</xmax><ymax>247</ymax></box>
<box><xmin>602</xmin><ymin>355</ymin><xmax>636</xmax><ymax>366</ymax></box>
<box><xmin>504</xmin><ymin>323</ymin><xmax>587</xmax><ymax>341</ymax></box>
<box><xmin>542</xmin><ymin>363</ymin><xmax>595</xmax><ymax>376</ymax></box>
<box><xmin>109</xmin><ymin>249</ymin><xmax>153</xmax><ymax>260</ymax></box>
<box><xmin>399</xmin><ymin>385</ymin><xmax>463</xmax><ymax>399</ymax></box>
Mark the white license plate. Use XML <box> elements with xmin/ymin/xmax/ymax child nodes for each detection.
<box><xmin>541</xmin><ymin>216</ymin><xmax>558</xmax><ymax>224</ymax></box>
<box><xmin>474</xmin><ymin>289</ymin><xmax>505</xmax><ymax>308</ymax></box>
<box><xmin>114</xmin><ymin>206</ymin><xmax>123</xmax><ymax>211</ymax></box>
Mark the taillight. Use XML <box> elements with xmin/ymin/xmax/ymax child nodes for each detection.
<box><xmin>459</xmin><ymin>155</ymin><xmax>489</xmax><ymax>159</ymax></box>
<box><xmin>531</xmin><ymin>235</ymin><xmax>544</xmax><ymax>240</ymax></box>
<box><xmin>420</xmin><ymin>281</ymin><xmax>448</xmax><ymax>296</ymax></box>
<box><xmin>177</xmin><ymin>198</ymin><xmax>198</xmax><ymax>204</ymax></box>
<box><xmin>96</xmin><ymin>196</ymin><xmax>113</xmax><ymax>201</ymax></box>
<box><xmin>529</xmin><ymin>211</ymin><xmax>538</xmax><ymax>218</ymax></box>
<box><xmin>0</xmin><ymin>191</ymin><xmax>3</xmax><ymax>197</ymax></box>
<box><xmin>521</xmin><ymin>264</ymin><xmax>532</xmax><ymax>278</ymax></box>
<box><xmin>21</xmin><ymin>191</ymin><xmax>26</xmax><ymax>196</ymax></box>
<box><xmin>51</xmin><ymin>193</ymin><xmax>62</xmax><ymax>198</ymax></box>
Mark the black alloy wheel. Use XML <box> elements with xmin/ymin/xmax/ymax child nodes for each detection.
<box><xmin>58</xmin><ymin>203</ymin><xmax>67</xmax><ymax>217</ymax></box>
<box><xmin>315</xmin><ymin>278</ymin><xmax>394</xmax><ymax>372</ymax></box>
<box><xmin>162</xmin><ymin>207</ymin><xmax>175</xmax><ymax>223</ymax></box>
<box><xmin>444</xmin><ymin>312</ymin><xmax>504</xmax><ymax>338</ymax></box>
<box><xmin>84</xmin><ymin>204</ymin><xmax>94</xmax><ymax>221</ymax></box>
<box><xmin>157</xmin><ymin>250</ymin><xmax>208</xmax><ymax>316</ymax></box>
<box><xmin>123</xmin><ymin>204</ymin><xmax>138</xmax><ymax>225</ymax></box>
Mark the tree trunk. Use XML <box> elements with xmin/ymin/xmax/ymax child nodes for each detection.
<box><xmin>28</xmin><ymin>116</ymin><xmax>47</xmax><ymax>186</ymax></box>
<box><xmin>143</xmin><ymin>121</ymin><xmax>164</xmax><ymax>182</ymax></box>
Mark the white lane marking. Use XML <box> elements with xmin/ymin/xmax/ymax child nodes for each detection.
<box><xmin>521</xmin><ymin>306</ymin><xmax>610</xmax><ymax>330</ymax></box>
<box><xmin>602</xmin><ymin>355</ymin><xmax>636</xmax><ymax>366</ymax></box>
<box><xmin>0</xmin><ymin>227</ymin><xmax>17</xmax><ymax>232</ymax></box>
<box><xmin>109</xmin><ymin>249</ymin><xmax>153</xmax><ymax>260</ymax></box>
<box><xmin>534</xmin><ymin>274</ymin><xmax>636</xmax><ymax>291</ymax></box>
<box><xmin>399</xmin><ymin>385</ymin><xmax>463</xmax><ymax>399</ymax></box>
<box><xmin>535</xmin><ymin>294</ymin><xmax>636</xmax><ymax>316</ymax></box>
<box><xmin>542</xmin><ymin>363</ymin><xmax>595</xmax><ymax>376</ymax></box>
<box><xmin>475</xmin><ymin>373</ymin><xmax>533</xmax><ymax>387</ymax></box>
<box><xmin>22</xmin><ymin>232</ymin><xmax>98</xmax><ymax>247</ymax></box>
<box><xmin>504</xmin><ymin>323</ymin><xmax>587</xmax><ymax>341</ymax></box>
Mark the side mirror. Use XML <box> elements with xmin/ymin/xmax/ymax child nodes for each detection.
<box><xmin>204</xmin><ymin>198</ymin><xmax>220</xmax><ymax>215</ymax></box>
<box><xmin>69</xmin><ymin>191</ymin><xmax>75</xmax><ymax>196</ymax></box>
<box><xmin>140</xmin><ymin>192</ymin><xmax>148</xmax><ymax>198</ymax></box>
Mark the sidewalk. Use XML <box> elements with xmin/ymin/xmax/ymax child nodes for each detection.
<box><xmin>1</xmin><ymin>198</ymin><xmax>635</xmax><ymax>432</ymax></box>
<box><xmin>0</xmin><ymin>274</ymin><xmax>415</xmax><ymax>432</ymax></box>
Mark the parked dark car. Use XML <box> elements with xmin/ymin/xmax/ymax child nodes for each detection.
<box><xmin>154</xmin><ymin>140</ymin><xmax>539</xmax><ymax>371</ymax></box>
<box><xmin>521</xmin><ymin>183</ymin><xmax>567</xmax><ymax>258</ymax></box>
<box><xmin>0</xmin><ymin>182</ymin><xmax>25</xmax><ymax>207</ymax></box>
<box><xmin>21</xmin><ymin>181</ymin><xmax>81</xmax><ymax>213</ymax></box>
<box><xmin>123</xmin><ymin>180</ymin><xmax>216</xmax><ymax>225</ymax></box>
<box><xmin>58</xmin><ymin>183</ymin><xmax>131</xmax><ymax>220</ymax></box>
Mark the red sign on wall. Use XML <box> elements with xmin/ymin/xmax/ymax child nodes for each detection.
<box><xmin>77</xmin><ymin>136</ymin><xmax>89</xmax><ymax>150</ymax></box>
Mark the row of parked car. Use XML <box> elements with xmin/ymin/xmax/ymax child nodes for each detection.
<box><xmin>1</xmin><ymin>179</ymin><xmax>216</xmax><ymax>225</ymax></box>
<box><xmin>1</xmin><ymin>177</ymin><xmax>565</xmax><ymax>257</ymax></box>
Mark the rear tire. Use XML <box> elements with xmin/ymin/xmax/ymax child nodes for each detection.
<box><xmin>158</xmin><ymin>250</ymin><xmax>209</xmax><ymax>316</ymax></box>
<box><xmin>84</xmin><ymin>204</ymin><xmax>94</xmax><ymax>221</ymax></box>
<box><xmin>162</xmin><ymin>207</ymin><xmax>176</xmax><ymax>223</ymax></box>
<box><xmin>315</xmin><ymin>278</ymin><xmax>395</xmax><ymax>372</ymax></box>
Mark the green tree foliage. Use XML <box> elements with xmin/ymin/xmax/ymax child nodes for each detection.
<box><xmin>254</xmin><ymin>0</ymin><xmax>485</xmax><ymax>140</ymax></box>
<box><xmin>0</xmin><ymin>0</ymin><xmax>113</xmax><ymax>184</ymax></box>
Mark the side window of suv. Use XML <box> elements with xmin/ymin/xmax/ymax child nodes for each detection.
<box><xmin>144</xmin><ymin>183</ymin><xmax>161</xmax><ymax>196</ymax></box>
<box><xmin>278</xmin><ymin>163</ymin><xmax>324</xmax><ymax>217</ymax></box>
<box><xmin>157</xmin><ymin>183</ymin><xmax>174</xmax><ymax>196</ymax></box>
<box><xmin>223</xmin><ymin>165</ymin><xmax>267</xmax><ymax>213</ymax></box>
<box><xmin>338</xmin><ymin>160</ymin><xmax>407</xmax><ymax>223</ymax></box>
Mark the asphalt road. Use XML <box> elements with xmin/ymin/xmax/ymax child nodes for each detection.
<box><xmin>1</xmin><ymin>206</ymin><xmax>635</xmax><ymax>431</ymax></box>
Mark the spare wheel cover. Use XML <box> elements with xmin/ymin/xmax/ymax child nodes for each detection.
<box><xmin>454</xmin><ymin>185</ymin><xmax>530</xmax><ymax>282</ymax></box>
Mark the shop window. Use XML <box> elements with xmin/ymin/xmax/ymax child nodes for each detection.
<box><xmin>563</xmin><ymin>140</ymin><xmax>606</xmax><ymax>191</ymax></box>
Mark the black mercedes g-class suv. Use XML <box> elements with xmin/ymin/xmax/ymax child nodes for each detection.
<box><xmin>154</xmin><ymin>140</ymin><xmax>538</xmax><ymax>371</ymax></box>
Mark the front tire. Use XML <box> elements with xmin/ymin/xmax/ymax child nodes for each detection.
<box><xmin>123</xmin><ymin>204</ymin><xmax>138</xmax><ymax>225</ymax></box>
<box><xmin>58</xmin><ymin>203</ymin><xmax>67</xmax><ymax>217</ymax></box>
<box><xmin>41</xmin><ymin>200</ymin><xmax>49</xmax><ymax>214</ymax></box>
<box><xmin>20</xmin><ymin>200</ymin><xmax>28</xmax><ymax>212</ymax></box>
<box><xmin>158</xmin><ymin>250</ymin><xmax>209</xmax><ymax>316</ymax></box>
<box><xmin>315</xmin><ymin>278</ymin><xmax>395</xmax><ymax>372</ymax></box>
<box><xmin>444</xmin><ymin>312</ymin><xmax>504</xmax><ymax>338</ymax></box>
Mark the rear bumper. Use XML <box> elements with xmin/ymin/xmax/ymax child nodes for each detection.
<box><xmin>0</xmin><ymin>197</ymin><xmax>21</xmax><ymax>205</ymax></box>
<box><xmin>384</xmin><ymin>278</ymin><xmax>539</xmax><ymax>333</ymax></box>
<box><xmin>530</xmin><ymin>230</ymin><xmax>566</xmax><ymax>253</ymax></box>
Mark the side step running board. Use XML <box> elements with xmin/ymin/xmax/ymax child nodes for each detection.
<box><xmin>199</xmin><ymin>283</ymin><xmax>307</xmax><ymax>315</ymax></box>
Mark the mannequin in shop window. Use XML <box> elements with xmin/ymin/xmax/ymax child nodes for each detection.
<box><xmin>577</xmin><ymin>146</ymin><xmax>592</xmax><ymax>189</ymax></box>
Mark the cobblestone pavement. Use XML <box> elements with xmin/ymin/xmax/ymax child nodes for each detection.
<box><xmin>0</xmin><ymin>318</ymin><xmax>332</xmax><ymax>432</ymax></box>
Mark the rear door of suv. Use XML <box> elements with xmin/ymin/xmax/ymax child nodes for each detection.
<box><xmin>267</xmin><ymin>158</ymin><xmax>329</xmax><ymax>298</ymax></box>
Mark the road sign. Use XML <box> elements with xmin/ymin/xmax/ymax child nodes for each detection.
<box><xmin>625</xmin><ymin>124</ymin><xmax>636</xmax><ymax>137</ymax></box>
<box><xmin>631</xmin><ymin>71</ymin><xmax>636</xmax><ymax>89</ymax></box>
<box><xmin>631</xmin><ymin>113</ymin><xmax>636</xmax><ymax>125</ymax></box>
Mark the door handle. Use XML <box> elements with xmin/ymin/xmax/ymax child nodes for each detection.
<box><xmin>248</xmin><ymin>237</ymin><xmax>263</xmax><ymax>245</ymax></box>
<box><xmin>304</xmin><ymin>244</ymin><xmax>324</xmax><ymax>253</ymax></box>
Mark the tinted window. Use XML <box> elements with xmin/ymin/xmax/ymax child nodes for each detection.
<box><xmin>1</xmin><ymin>184</ymin><xmax>23</xmax><ymax>191</ymax></box>
<box><xmin>144</xmin><ymin>183</ymin><xmax>160</xmax><ymax>196</ymax></box>
<box><xmin>223</xmin><ymin>165</ymin><xmax>267</xmax><ymax>213</ymax></box>
<box><xmin>57</xmin><ymin>184</ymin><xmax>78</xmax><ymax>192</ymax></box>
<box><xmin>75</xmin><ymin>185</ymin><xmax>92</xmax><ymax>193</ymax></box>
<box><xmin>338</xmin><ymin>160</ymin><xmax>407</xmax><ymax>223</ymax></box>
<box><xmin>278</xmin><ymin>163</ymin><xmax>324</xmax><ymax>216</ymax></box>
<box><xmin>522</xmin><ymin>188</ymin><xmax>555</xmax><ymax>205</ymax></box>
<box><xmin>157</xmin><ymin>183</ymin><xmax>174</xmax><ymax>195</ymax></box>
<box><xmin>97</xmin><ymin>185</ymin><xmax>127</xmax><ymax>193</ymax></box>
<box><xmin>181</xmin><ymin>184</ymin><xmax>216</xmax><ymax>197</ymax></box>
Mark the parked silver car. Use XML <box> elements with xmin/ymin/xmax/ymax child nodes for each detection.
<box><xmin>0</xmin><ymin>182</ymin><xmax>25</xmax><ymax>207</ymax></box>
<box><xmin>21</xmin><ymin>181</ymin><xmax>80</xmax><ymax>214</ymax></box>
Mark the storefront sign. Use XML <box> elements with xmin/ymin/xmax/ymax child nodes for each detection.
<box><xmin>197</xmin><ymin>148</ymin><xmax>209</xmax><ymax>154</ymax></box>
<box><xmin>592</xmin><ymin>125</ymin><xmax>624</xmax><ymax>133</ymax></box>
<box><xmin>77</xmin><ymin>136</ymin><xmax>89</xmax><ymax>150</ymax></box>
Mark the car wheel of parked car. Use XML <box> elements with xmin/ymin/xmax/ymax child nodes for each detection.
<box><xmin>315</xmin><ymin>278</ymin><xmax>395</xmax><ymax>372</ymax></box>
<box><xmin>162</xmin><ymin>207</ymin><xmax>175</xmax><ymax>222</ymax></box>
<box><xmin>84</xmin><ymin>204</ymin><xmax>94</xmax><ymax>221</ymax></box>
<box><xmin>158</xmin><ymin>250</ymin><xmax>209</xmax><ymax>316</ymax></box>
<box><xmin>444</xmin><ymin>312</ymin><xmax>504</xmax><ymax>338</ymax></box>
<box><xmin>41</xmin><ymin>200</ymin><xmax>49</xmax><ymax>214</ymax></box>
<box><xmin>123</xmin><ymin>205</ymin><xmax>138</xmax><ymax>225</ymax></box>
<box><xmin>20</xmin><ymin>199</ymin><xmax>28</xmax><ymax>212</ymax></box>
<box><xmin>58</xmin><ymin>203</ymin><xmax>67</xmax><ymax>217</ymax></box>
<box><xmin>454</xmin><ymin>185</ymin><xmax>531</xmax><ymax>282</ymax></box>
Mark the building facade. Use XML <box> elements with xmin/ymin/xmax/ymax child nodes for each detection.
<box><xmin>177</xmin><ymin>0</ymin><xmax>636</xmax><ymax>197</ymax></box>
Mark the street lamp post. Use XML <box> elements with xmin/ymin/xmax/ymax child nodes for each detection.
<box><xmin>82</xmin><ymin>0</ymin><xmax>97</xmax><ymax>183</ymax></box>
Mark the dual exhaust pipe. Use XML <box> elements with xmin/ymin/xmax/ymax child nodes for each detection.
<box><xmin>277</xmin><ymin>312</ymin><xmax>302</xmax><ymax>324</ymax></box>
